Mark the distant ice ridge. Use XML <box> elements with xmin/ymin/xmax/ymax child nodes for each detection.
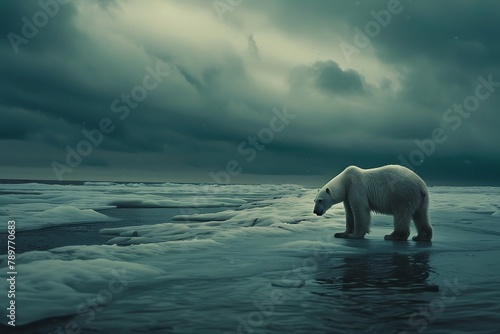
<box><xmin>0</xmin><ymin>182</ymin><xmax>306</xmax><ymax>231</ymax></box>
<box><xmin>430</xmin><ymin>186</ymin><xmax>500</xmax><ymax>215</ymax></box>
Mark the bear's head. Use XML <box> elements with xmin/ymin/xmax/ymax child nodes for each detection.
<box><xmin>313</xmin><ymin>187</ymin><xmax>335</xmax><ymax>216</ymax></box>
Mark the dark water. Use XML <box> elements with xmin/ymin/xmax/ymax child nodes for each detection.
<box><xmin>0</xmin><ymin>207</ymin><xmax>224</xmax><ymax>254</ymax></box>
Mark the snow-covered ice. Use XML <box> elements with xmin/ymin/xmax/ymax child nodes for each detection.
<box><xmin>1</xmin><ymin>182</ymin><xmax>499</xmax><ymax>333</ymax></box>
<box><xmin>0</xmin><ymin>182</ymin><xmax>300</xmax><ymax>232</ymax></box>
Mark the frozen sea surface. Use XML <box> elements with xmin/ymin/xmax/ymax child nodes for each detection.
<box><xmin>1</xmin><ymin>182</ymin><xmax>500</xmax><ymax>334</ymax></box>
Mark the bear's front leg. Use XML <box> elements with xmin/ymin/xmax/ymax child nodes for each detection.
<box><xmin>333</xmin><ymin>232</ymin><xmax>365</xmax><ymax>238</ymax></box>
<box><xmin>411</xmin><ymin>234</ymin><xmax>432</xmax><ymax>242</ymax></box>
<box><xmin>346</xmin><ymin>232</ymin><xmax>366</xmax><ymax>239</ymax></box>
<box><xmin>340</xmin><ymin>206</ymin><xmax>370</xmax><ymax>239</ymax></box>
<box><xmin>334</xmin><ymin>201</ymin><xmax>355</xmax><ymax>238</ymax></box>
<box><xmin>384</xmin><ymin>232</ymin><xmax>410</xmax><ymax>241</ymax></box>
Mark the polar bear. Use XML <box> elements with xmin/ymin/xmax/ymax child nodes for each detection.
<box><xmin>313</xmin><ymin>165</ymin><xmax>432</xmax><ymax>241</ymax></box>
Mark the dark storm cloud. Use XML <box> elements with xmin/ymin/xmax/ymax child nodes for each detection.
<box><xmin>262</xmin><ymin>0</ymin><xmax>500</xmax><ymax>104</ymax></box>
<box><xmin>0</xmin><ymin>1</ymin><xmax>121</xmax><ymax>130</ymax></box>
<box><xmin>314</xmin><ymin>61</ymin><xmax>365</xmax><ymax>93</ymax></box>
<box><xmin>0</xmin><ymin>0</ymin><xmax>81</xmax><ymax>56</ymax></box>
<box><xmin>368</xmin><ymin>1</ymin><xmax>500</xmax><ymax>69</ymax></box>
<box><xmin>0</xmin><ymin>0</ymin><xmax>283</xmax><ymax>177</ymax></box>
<box><xmin>0</xmin><ymin>107</ymin><xmax>77</xmax><ymax>144</ymax></box>
<box><xmin>290</xmin><ymin>60</ymin><xmax>366</xmax><ymax>94</ymax></box>
<box><xmin>0</xmin><ymin>0</ymin><xmax>499</xmax><ymax>184</ymax></box>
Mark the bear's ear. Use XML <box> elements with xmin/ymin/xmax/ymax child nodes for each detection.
<box><xmin>326</xmin><ymin>187</ymin><xmax>332</xmax><ymax>196</ymax></box>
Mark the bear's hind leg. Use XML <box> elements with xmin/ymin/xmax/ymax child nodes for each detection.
<box><xmin>334</xmin><ymin>201</ymin><xmax>355</xmax><ymax>238</ymax></box>
<box><xmin>384</xmin><ymin>213</ymin><xmax>410</xmax><ymax>241</ymax></box>
<box><xmin>412</xmin><ymin>208</ymin><xmax>432</xmax><ymax>241</ymax></box>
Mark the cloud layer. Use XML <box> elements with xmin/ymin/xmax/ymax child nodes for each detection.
<box><xmin>1</xmin><ymin>0</ymin><xmax>499</xmax><ymax>185</ymax></box>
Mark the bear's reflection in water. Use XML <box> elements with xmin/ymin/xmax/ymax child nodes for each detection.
<box><xmin>307</xmin><ymin>251</ymin><xmax>438</xmax><ymax>333</ymax></box>
<box><xmin>315</xmin><ymin>252</ymin><xmax>435</xmax><ymax>293</ymax></box>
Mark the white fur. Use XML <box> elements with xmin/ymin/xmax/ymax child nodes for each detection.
<box><xmin>313</xmin><ymin>165</ymin><xmax>433</xmax><ymax>241</ymax></box>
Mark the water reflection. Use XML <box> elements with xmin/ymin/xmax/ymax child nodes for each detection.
<box><xmin>310</xmin><ymin>251</ymin><xmax>438</xmax><ymax>333</ymax></box>
<box><xmin>316</xmin><ymin>252</ymin><xmax>435</xmax><ymax>293</ymax></box>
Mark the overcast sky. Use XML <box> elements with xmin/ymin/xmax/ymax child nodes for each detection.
<box><xmin>1</xmin><ymin>0</ymin><xmax>499</xmax><ymax>185</ymax></box>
